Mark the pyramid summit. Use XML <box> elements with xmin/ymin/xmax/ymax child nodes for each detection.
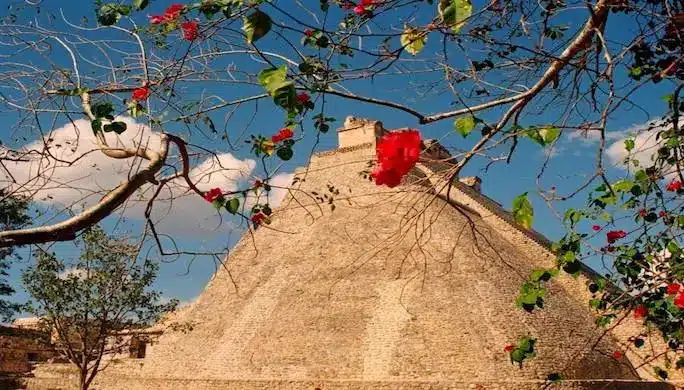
<box><xmin>27</xmin><ymin>117</ymin><xmax>674</xmax><ymax>389</ymax></box>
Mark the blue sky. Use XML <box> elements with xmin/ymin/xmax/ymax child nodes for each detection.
<box><xmin>1</xmin><ymin>0</ymin><xmax>678</xmax><ymax>312</ymax></box>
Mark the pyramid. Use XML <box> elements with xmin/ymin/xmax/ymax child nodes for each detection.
<box><xmin>28</xmin><ymin>117</ymin><xmax>673</xmax><ymax>389</ymax></box>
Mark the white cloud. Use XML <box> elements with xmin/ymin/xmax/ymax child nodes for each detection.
<box><xmin>1</xmin><ymin>118</ymin><xmax>293</xmax><ymax>236</ymax></box>
<box><xmin>566</xmin><ymin>128</ymin><xmax>628</xmax><ymax>146</ymax></box>
<box><xmin>57</xmin><ymin>267</ymin><xmax>88</xmax><ymax>280</ymax></box>
<box><xmin>606</xmin><ymin>118</ymin><xmax>683</xmax><ymax>177</ymax></box>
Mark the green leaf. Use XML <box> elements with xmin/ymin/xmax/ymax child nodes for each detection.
<box><xmin>400</xmin><ymin>27</ymin><xmax>426</xmax><ymax>56</ymax></box>
<box><xmin>539</xmin><ymin>127</ymin><xmax>560</xmax><ymax>144</ymax></box>
<box><xmin>454</xmin><ymin>115</ymin><xmax>476</xmax><ymax>138</ymax></box>
<box><xmin>242</xmin><ymin>10</ymin><xmax>272</xmax><ymax>44</ymax></box>
<box><xmin>92</xmin><ymin>102</ymin><xmax>114</xmax><ymax>118</ymax></box>
<box><xmin>624</xmin><ymin>138</ymin><xmax>635</xmax><ymax>152</ymax></box>
<box><xmin>103</xmin><ymin>121</ymin><xmax>127</xmax><ymax>134</ymax></box>
<box><xmin>512</xmin><ymin>192</ymin><xmax>534</xmax><ymax>230</ymax></box>
<box><xmin>226</xmin><ymin>198</ymin><xmax>240</xmax><ymax>215</ymax></box>
<box><xmin>438</xmin><ymin>0</ymin><xmax>472</xmax><ymax>32</ymax></box>
<box><xmin>258</xmin><ymin>66</ymin><xmax>290</xmax><ymax>95</ymax></box>
<box><xmin>277</xmin><ymin>146</ymin><xmax>294</xmax><ymax>161</ymax></box>
<box><xmin>612</xmin><ymin>179</ymin><xmax>635</xmax><ymax>192</ymax></box>
<box><xmin>91</xmin><ymin>119</ymin><xmax>102</xmax><ymax>134</ymax></box>
<box><xmin>132</xmin><ymin>0</ymin><xmax>149</xmax><ymax>11</ymax></box>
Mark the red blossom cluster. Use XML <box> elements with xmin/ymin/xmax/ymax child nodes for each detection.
<box><xmin>606</xmin><ymin>230</ymin><xmax>627</xmax><ymax>243</ymax></box>
<box><xmin>675</xmin><ymin>293</ymin><xmax>684</xmax><ymax>309</ymax></box>
<box><xmin>503</xmin><ymin>344</ymin><xmax>514</xmax><ymax>352</ymax></box>
<box><xmin>131</xmin><ymin>86</ymin><xmax>150</xmax><ymax>101</ymax></box>
<box><xmin>251</xmin><ymin>212</ymin><xmax>267</xmax><ymax>226</ymax></box>
<box><xmin>660</xmin><ymin>210</ymin><xmax>668</xmax><ymax>217</ymax></box>
<box><xmin>666</xmin><ymin>180</ymin><xmax>682</xmax><ymax>192</ymax></box>
<box><xmin>371</xmin><ymin>130</ymin><xmax>422</xmax><ymax>188</ymax></box>
<box><xmin>150</xmin><ymin>4</ymin><xmax>185</xmax><ymax>24</ymax></box>
<box><xmin>181</xmin><ymin>21</ymin><xmax>199</xmax><ymax>41</ymax></box>
<box><xmin>203</xmin><ymin>188</ymin><xmax>223</xmax><ymax>203</ymax></box>
<box><xmin>592</xmin><ymin>225</ymin><xmax>602</xmax><ymax>231</ymax></box>
<box><xmin>667</xmin><ymin>283</ymin><xmax>681</xmax><ymax>295</ymax></box>
<box><xmin>353</xmin><ymin>0</ymin><xmax>374</xmax><ymax>15</ymax></box>
<box><xmin>271</xmin><ymin>128</ymin><xmax>294</xmax><ymax>143</ymax></box>
<box><xmin>613</xmin><ymin>351</ymin><xmax>623</xmax><ymax>359</ymax></box>
<box><xmin>638</xmin><ymin>209</ymin><xmax>648</xmax><ymax>217</ymax></box>
<box><xmin>633</xmin><ymin>304</ymin><xmax>648</xmax><ymax>319</ymax></box>
<box><xmin>304</xmin><ymin>29</ymin><xmax>314</xmax><ymax>37</ymax></box>
<box><xmin>296</xmin><ymin>93</ymin><xmax>310</xmax><ymax>103</ymax></box>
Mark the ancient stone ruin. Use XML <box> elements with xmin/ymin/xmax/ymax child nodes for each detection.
<box><xmin>25</xmin><ymin>117</ymin><xmax>678</xmax><ymax>389</ymax></box>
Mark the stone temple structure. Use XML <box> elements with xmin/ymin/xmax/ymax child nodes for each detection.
<box><xmin>27</xmin><ymin>117</ymin><xmax>678</xmax><ymax>389</ymax></box>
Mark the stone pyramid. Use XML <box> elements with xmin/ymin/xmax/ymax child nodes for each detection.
<box><xmin>33</xmin><ymin>117</ymin><xmax>673</xmax><ymax>389</ymax></box>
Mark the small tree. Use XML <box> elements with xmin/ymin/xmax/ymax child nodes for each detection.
<box><xmin>0</xmin><ymin>189</ymin><xmax>30</xmax><ymax>321</ymax></box>
<box><xmin>22</xmin><ymin>227</ymin><xmax>177</xmax><ymax>390</ymax></box>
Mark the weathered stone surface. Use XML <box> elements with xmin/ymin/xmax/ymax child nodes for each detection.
<box><xmin>27</xmin><ymin>117</ymin><xmax>680</xmax><ymax>389</ymax></box>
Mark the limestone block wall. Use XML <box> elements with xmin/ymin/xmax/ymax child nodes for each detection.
<box><xmin>0</xmin><ymin>326</ymin><xmax>54</xmax><ymax>374</ymax></box>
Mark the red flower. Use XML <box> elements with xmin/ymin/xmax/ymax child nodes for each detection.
<box><xmin>675</xmin><ymin>293</ymin><xmax>684</xmax><ymax>309</ymax></box>
<box><xmin>254</xmin><ymin>180</ymin><xmax>263</xmax><ymax>188</ymax></box>
<box><xmin>251</xmin><ymin>212</ymin><xmax>267</xmax><ymax>226</ymax></box>
<box><xmin>667</xmin><ymin>283</ymin><xmax>681</xmax><ymax>295</ymax></box>
<box><xmin>613</xmin><ymin>351</ymin><xmax>623</xmax><ymax>359</ymax></box>
<box><xmin>666</xmin><ymin>180</ymin><xmax>682</xmax><ymax>192</ymax></box>
<box><xmin>371</xmin><ymin>166</ymin><xmax>404</xmax><ymax>188</ymax></box>
<box><xmin>354</xmin><ymin>4</ymin><xmax>368</xmax><ymax>15</ymax></box>
<box><xmin>181</xmin><ymin>21</ymin><xmax>199</xmax><ymax>41</ymax></box>
<box><xmin>131</xmin><ymin>86</ymin><xmax>150</xmax><ymax>101</ymax></box>
<box><xmin>304</xmin><ymin>29</ymin><xmax>314</xmax><ymax>37</ymax></box>
<box><xmin>150</xmin><ymin>15</ymin><xmax>166</xmax><ymax>24</ymax></box>
<box><xmin>271</xmin><ymin>128</ymin><xmax>294</xmax><ymax>143</ymax></box>
<box><xmin>296</xmin><ymin>93</ymin><xmax>310</xmax><ymax>103</ymax></box>
<box><xmin>592</xmin><ymin>225</ymin><xmax>601</xmax><ymax>231</ymax></box>
<box><xmin>633</xmin><ymin>304</ymin><xmax>648</xmax><ymax>319</ymax></box>
<box><xmin>203</xmin><ymin>188</ymin><xmax>223</xmax><ymax>203</ymax></box>
<box><xmin>164</xmin><ymin>4</ymin><xmax>184</xmax><ymax>20</ymax></box>
<box><xmin>660</xmin><ymin>210</ymin><xmax>667</xmax><ymax>217</ymax></box>
<box><xmin>606</xmin><ymin>230</ymin><xmax>627</xmax><ymax>243</ymax></box>
<box><xmin>372</xmin><ymin>130</ymin><xmax>422</xmax><ymax>188</ymax></box>
<box><xmin>360</xmin><ymin>0</ymin><xmax>374</xmax><ymax>5</ymax></box>
<box><xmin>606</xmin><ymin>245</ymin><xmax>615</xmax><ymax>253</ymax></box>
<box><xmin>504</xmin><ymin>344</ymin><xmax>514</xmax><ymax>352</ymax></box>
<box><xmin>638</xmin><ymin>209</ymin><xmax>648</xmax><ymax>217</ymax></box>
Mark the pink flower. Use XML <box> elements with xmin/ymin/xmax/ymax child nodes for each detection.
<box><xmin>181</xmin><ymin>21</ymin><xmax>199</xmax><ymax>41</ymax></box>
<box><xmin>638</xmin><ymin>209</ymin><xmax>648</xmax><ymax>217</ymax></box>
<box><xmin>666</xmin><ymin>180</ymin><xmax>682</xmax><ymax>192</ymax></box>
<box><xmin>203</xmin><ymin>188</ymin><xmax>223</xmax><ymax>203</ymax></box>
<box><xmin>304</xmin><ymin>29</ymin><xmax>314</xmax><ymax>37</ymax></box>
<box><xmin>667</xmin><ymin>283</ymin><xmax>681</xmax><ymax>295</ymax></box>
<box><xmin>592</xmin><ymin>225</ymin><xmax>601</xmax><ymax>231</ymax></box>
<box><xmin>675</xmin><ymin>293</ymin><xmax>684</xmax><ymax>309</ymax></box>
<box><xmin>271</xmin><ymin>128</ymin><xmax>294</xmax><ymax>143</ymax></box>
<box><xmin>150</xmin><ymin>15</ymin><xmax>166</xmax><ymax>24</ymax></box>
<box><xmin>296</xmin><ymin>93</ymin><xmax>310</xmax><ymax>103</ymax></box>
<box><xmin>353</xmin><ymin>4</ymin><xmax>367</xmax><ymax>15</ymax></box>
<box><xmin>660</xmin><ymin>210</ymin><xmax>668</xmax><ymax>217</ymax></box>
<box><xmin>633</xmin><ymin>304</ymin><xmax>647</xmax><ymax>319</ymax></box>
<box><xmin>606</xmin><ymin>230</ymin><xmax>627</xmax><ymax>243</ymax></box>
<box><xmin>164</xmin><ymin>4</ymin><xmax>184</xmax><ymax>20</ymax></box>
<box><xmin>131</xmin><ymin>86</ymin><xmax>150</xmax><ymax>101</ymax></box>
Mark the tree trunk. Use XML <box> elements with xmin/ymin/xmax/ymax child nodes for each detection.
<box><xmin>79</xmin><ymin>369</ymin><xmax>89</xmax><ymax>390</ymax></box>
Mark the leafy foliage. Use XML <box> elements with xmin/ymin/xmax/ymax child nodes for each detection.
<box><xmin>512</xmin><ymin>192</ymin><xmax>534</xmax><ymax>230</ymax></box>
<box><xmin>0</xmin><ymin>190</ymin><xmax>30</xmax><ymax>322</ymax></box>
<box><xmin>22</xmin><ymin>227</ymin><xmax>176</xmax><ymax>390</ymax></box>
